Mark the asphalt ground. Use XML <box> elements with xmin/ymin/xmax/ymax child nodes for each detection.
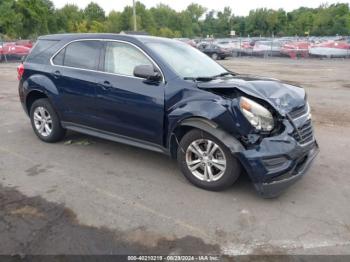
<box><xmin>0</xmin><ymin>58</ymin><xmax>350</xmax><ymax>256</ymax></box>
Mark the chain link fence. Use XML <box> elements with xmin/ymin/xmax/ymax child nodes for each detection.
<box><xmin>197</xmin><ymin>36</ymin><xmax>350</xmax><ymax>60</ymax></box>
<box><xmin>1</xmin><ymin>36</ymin><xmax>350</xmax><ymax>63</ymax></box>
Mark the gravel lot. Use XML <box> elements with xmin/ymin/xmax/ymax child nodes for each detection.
<box><xmin>0</xmin><ymin>58</ymin><xmax>350</xmax><ymax>256</ymax></box>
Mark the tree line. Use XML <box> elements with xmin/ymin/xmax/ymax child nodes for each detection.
<box><xmin>0</xmin><ymin>0</ymin><xmax>349</xmax><ymax>40</ymax></box>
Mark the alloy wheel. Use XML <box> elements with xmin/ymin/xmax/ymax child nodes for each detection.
<box><xmin>185</xmin><ymin>139</ymin><xmax>227</xmax><ymax>182</ymax></box>
<box><xmin>33</xmin><ymin>106</ymin><xmax>53</xmax><ymax>137</ymax></box>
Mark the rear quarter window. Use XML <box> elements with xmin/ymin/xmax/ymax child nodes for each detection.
<box><xmin>52</xmin><ymin>48</ymin><xmax>65</xmax><ymax>65</ymax></box>
<box><xmin>26</xmin><ymin>40</ymin><xmax>60</xmax><ymax>64</ymax></box>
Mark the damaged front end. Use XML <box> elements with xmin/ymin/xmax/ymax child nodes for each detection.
<box><xmin>197</xmin><ymin>75</ymin><xmax>319</xmax><ymax>197</ymax></box>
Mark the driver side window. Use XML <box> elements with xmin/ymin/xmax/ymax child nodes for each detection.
<box><xmin>104</xmin><ymin>42</ymin><xmax>153</xmax><ymax>77</ymax></box>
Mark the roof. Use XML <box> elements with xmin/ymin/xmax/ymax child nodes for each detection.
<box><xmin>38</xmin><ymin>33</ymin><xmax>175</xmax><ymax>45</ymax></box>
<box><xmin>120</xmin><ymin>31</ymin><xmax>149</xmax><ymax>35</ymax></box>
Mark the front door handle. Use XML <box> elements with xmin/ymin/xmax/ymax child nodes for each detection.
<box><xmin>98</xmin><ymin>80</ymin><xmax>113</xmax><ymax>90</ymax></box>
<box><xmin>52</xmin><ymin>70</ymin><xmax>61</xmax><ymax>79</ymax></box>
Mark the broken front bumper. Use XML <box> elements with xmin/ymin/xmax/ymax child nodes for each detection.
<box><xmin>256</xmin><ymin>142</ymin><xmax>318</xmax><ymax>198</ymax></box>
<box><xmin>237</xmin><ymin>120</ymin><xmax>319</xmax><ymax>198</ymax></box>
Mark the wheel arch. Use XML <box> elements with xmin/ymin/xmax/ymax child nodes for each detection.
<box><xmin>25</xmin><ymin>90</ymin><xmax>48</xmax><ymax>114</ymax></box>
<box><xmin>23</xmin><ymin>73</ymin><xmax>61</xmax><ymax>115</ymax></box>
<box><xmin>168</xmin><ymin>117</ymin><xmax>244</xmax><ymax>159</ymax></box>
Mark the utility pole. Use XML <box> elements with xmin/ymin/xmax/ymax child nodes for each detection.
<box><xmin>133</xmin><ymin>0</ymin><xmax>137</xmax><ymax>31</ymax></box>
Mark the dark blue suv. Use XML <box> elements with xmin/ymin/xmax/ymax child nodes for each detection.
<box><xmin>18</xmin><ymin>33</ymin><xmax>319</xmax><ymax>197</ymax></box>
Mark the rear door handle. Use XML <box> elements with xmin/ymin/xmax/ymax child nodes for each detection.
<box><xmin>98</xmin><ymin>80</ymin><xmax>113</xmax><ymax>90</ymax></box>
<box><xmin>52</xmin><ymin>70</ymin><xmax>61</xmax><ymax>79</ymax></box>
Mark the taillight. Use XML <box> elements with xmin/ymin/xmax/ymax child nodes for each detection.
<box><xmin>17</xmin><ymin>63</ymin><xmax>24</xmax><ymax>80</ymax></box>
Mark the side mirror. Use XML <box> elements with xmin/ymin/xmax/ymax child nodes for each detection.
<box><xmin>133</xmin><ymin>65</ymin><xmax>162</xmax><ymax>82</ymax></box>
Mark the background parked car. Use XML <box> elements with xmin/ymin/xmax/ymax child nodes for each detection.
<box><xmin>309</xmin><ymin>40</ymin><xmax>350</xmax><ymax>58</ymax></box>
<box><xmin>174</xmin><ymin>38</ymin><xmax>197</xmax><ymax>47</ymax></box>
<box><xmin>280</xmin><ymin>41</ymin><xmax>310</xmax><ymax>58</ymax></box>
<box><xmin>198</xmin><ymin>43</ymin><xmax>232</xmax><ymax>60</ymax></box>
<box><xmin>0</xmin><ymin>41</ymin><xmax>32</xmax><ymax>61</ymax></box>
<box><xmin>252</xmin><ymin>40</ymin><xmax>284</xmax><ymax>57</ymax></box>
<box><xmin>15</xmin><ymin>40</ymin><xmax>33</xmax><ymax>49</ymax></box>
<box><xmin>215</xmin><ymin>39</ymin><xmax>243</xmax><ymax>56</ymax></box>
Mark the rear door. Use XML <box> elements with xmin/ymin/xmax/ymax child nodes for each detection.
<box><xmin>51</xmin><ymin>40</ymin><xmax>103</xmax><ymax>127</ymax></box>
<box><xmin>94</xmin><ymin>41</ymin><xmax>165</xmax><ymax>145</ymax></box>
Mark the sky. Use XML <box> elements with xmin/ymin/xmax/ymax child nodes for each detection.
<box><xmin>52</xmin><ymin>0</ymin><xmax>350</xmax><ymax>16</ymax></box>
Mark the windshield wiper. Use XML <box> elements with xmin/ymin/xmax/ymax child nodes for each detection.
<box><xmin>183</xmin><ymin>76</ymin><xmax>215</xmax><ymax>81</ymax></box>
<box><xmin>183</xmin><ymin>72</ymin><xmax>234</xmax><ymax>82</ymax></box>
<box><xmin>211</xmin><ymin>72</ymin><xmax>232</xmax><ymax>78</ymax></box>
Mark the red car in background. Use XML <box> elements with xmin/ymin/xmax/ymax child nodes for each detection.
<box><xmin>0</xmin><ymin>40</ymin><xmax>33</xmax><ymax>61</ymax></box>
<box><xmin>240</xmin><ymin>41</ymin><xmax>254</xmax><ymax>55</ymax></box>
<box><xmin>281</xmin><ymin>41</ymin><xmax>310</xmax><ymax>59</ymax></box>
<box><xmin>15</xmin><ymin>40</ymin><xmax>33</xmax><ymax>48</ymax></box>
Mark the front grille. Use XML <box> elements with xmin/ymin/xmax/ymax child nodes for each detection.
<box><xmin>289</xmin><ymin>104</ymin><xmax>308</xmax><ymax>119</ymax></box>
<box><xmin>292</xmin><ymin>119</ymin><xmax>314</xmax><ymax>145</ymax></box>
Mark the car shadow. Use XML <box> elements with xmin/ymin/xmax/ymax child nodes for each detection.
<box><xmin>63</xmin><ymin>131</ymin><xmax>257</xmax><ymax>198</ymax></box>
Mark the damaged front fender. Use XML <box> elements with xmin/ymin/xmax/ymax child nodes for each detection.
<box><xmin>167</xmin><ymin>98</ymin><xmax>247</xmax><ymax>140</ymax></box>
<box><xmin>178</xmin><ymin>117</ymin><xmax>245</xmax><ymax>154</ymax></box>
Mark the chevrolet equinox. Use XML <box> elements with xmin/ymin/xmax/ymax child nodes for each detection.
<box><xmin>18</xmin><ymin>34</ymin><xmax>319</xmax><ymax>197</ymax></box>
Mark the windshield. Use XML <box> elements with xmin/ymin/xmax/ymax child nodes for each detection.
<box><xmin>145</xmin><ymin>41</ymin><xmax>227</xmax><ymax>79</ymax></box>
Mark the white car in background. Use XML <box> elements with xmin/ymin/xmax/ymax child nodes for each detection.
<box><xmin>309</xmin><ymin>40</ymin><xmax>350</xmax><ymax>58</ymax></box>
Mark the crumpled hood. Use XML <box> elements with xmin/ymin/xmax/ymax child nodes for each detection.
<box><xmin>197</xmin><ymin>74</ymin><xmax>306</xmax><ymax>115</ymax></box>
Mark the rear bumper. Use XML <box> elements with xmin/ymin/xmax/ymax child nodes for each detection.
<box><xmin>237</xmin><ymin>120</ymin><xmax>319</xmax><ymax>198</ymax></box>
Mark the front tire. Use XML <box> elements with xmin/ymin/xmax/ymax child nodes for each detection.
<box><xmin>30</xmin><ymin>98</ymin><xmax>66</xmax><ymax>143</ymax></box>
<box><xmin>211</xmin><ymin>53</ymin><xmax>218</xmax><ymax>60</ymax></box>
<box><xmin>177</xmin><ymin>129</ymin><xmax>241</xmax><ymax>191</ymax></box>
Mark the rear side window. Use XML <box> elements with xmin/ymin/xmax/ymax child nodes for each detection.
<box><xmin>53</xmin><ymin>40</ymin><xmax>102</xmax><ymax>70</ymax></box>
<box><xmin>52</xmin><ymin>48</ymin><xmax>65</xmax><ymax>65</ymax></box>
<box><xmin>104</xmin><ymin>42</ymin><xmax>153</xmax><ymax>76</ymax></box>
<box><xmin>26</xmin><ymin>40</ymin><xmax>60</xmax><ymax>64</ymax></box>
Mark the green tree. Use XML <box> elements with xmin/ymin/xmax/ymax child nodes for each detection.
<box><xmin>84</xmin><ymin>2</ymin><xmax>105</xmax><ymax>22</ymax></box>
<box><xmin>136</xmin><ymin>2</ymin><xmax>156</xmax><ymax>33</ymax></box>
<box><xmin>186</xmin><ymin>3</ymin><xmax>206</xmax><ymax>22</ymax></box>
<box><xmin>246</xmin><ymin>8</ymin><xmax>270</xmax><ymax>36</ymax></box>
<box><xmin>55</xmin><ymin>4</ymin><xmax>83</xmax><ymax>33</ymax></box>
<box><xmin>312</xmin><ymin>4</ymin><xmax>350</xmax><ymax>35</ymax></box>
<box><xmin>287</xmin><ymin>7</ymin><xmax>315</xmax><ymax>36</ymax></box>
<box><xmin>105</xmin><ymin>11</ymin><xmax>122</xmax><ymax>33</ymax></box>
<box><xmin>158</xmin><ymin>27</ymin><xmax>174</xmax><ymax>37</ymax></box>
<box><xmin>0</xmin><ymin>0</ymin><xmax>22</xmax><ymax>38</ymax></box>
<box><xmin>216</xmin><ymin>7</ymin><xmax>232</xmax><ymax>37</ymax></box>
<box><xmin>149</xmin><ymin>4</ymin><xmax>179</xmax><ymax>33</ymax></box>
<box><xmin>202</xmin><ymin>10</ymin><xmax>217</xmax><ymax>37</ymax></box>
<box><xmin>15</xmin><ymin>0</ymin><xmax>56</xmax><ymax>38</ymax></box>
<box><xmin>185</xmin><ymin>3</ymin><xmax>206</xmax><ymax>36</ymax></box>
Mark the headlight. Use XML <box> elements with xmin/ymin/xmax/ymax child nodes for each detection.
<box><xmin>239</xmin><ymin>97</ymin><xmax>274</xmax><ymax>131</ymax></box>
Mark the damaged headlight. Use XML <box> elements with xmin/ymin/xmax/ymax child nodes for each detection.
<box><xmin>239</xmin><ymin>97</ymin><xmax>274</xmax><ymax>131</ymax></box>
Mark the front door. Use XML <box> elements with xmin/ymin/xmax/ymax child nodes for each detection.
<box><xmin>94</xmin><ymin>41</ymin><xmax>165</xmax><ymax>145</ymax></box>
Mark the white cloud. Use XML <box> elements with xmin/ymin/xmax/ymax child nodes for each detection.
<box><xmin>53</xmin><ymin>0</ymin><xmax>350</xmax><ymax>16</ymax></box>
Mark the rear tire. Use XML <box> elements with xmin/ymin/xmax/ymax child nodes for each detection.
<box><xmin>177</xmin><ymin>129</ymin><xmax>241</xmax><ymax>191</ymax></box>
<box><xmin>30</xmin><ymin>98</ymin><xmax>66</xmax><ymax>143</ymax></box>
